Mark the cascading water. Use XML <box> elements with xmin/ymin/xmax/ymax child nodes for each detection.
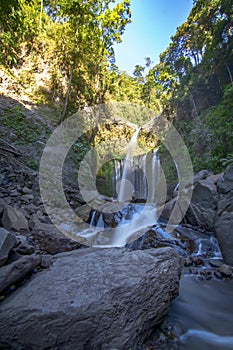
<box><xmin>117</xmin><ymin>127</ymin><xmax>141</xmax><ymax>202</ymax></box>
<box><xmin>113</xmin><ymin>148</ymin><xmax>162</xmax><ymax>203</ymax></box>
<box><xmin>61</xmin><ymin>126</ymin><xmax>165</xmax><ymax>247</ymax></box>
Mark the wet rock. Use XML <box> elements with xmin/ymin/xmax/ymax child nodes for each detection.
<box><xmin>217</xmin><ymin>264</ymin><xmax>233</xmax><ymax>278</ymax></box>
<box><xmin>31</xmin><ymin>222</ymin><xmax>81</xmax><ymax>254</ymax></box>
<box><xmin>0</xmin><ymin>254</ymin><xmax>41</xmax><ymax>294</ymax></box>
<box><xmin>126</xmin><ymin>229</ymin><xmax>159</xmax><ymax>250</ymax></box>
<box><xmin>0</xmin><ymin>228</ymin><xmax>17</xmax><ymax>267</ymax></box>
<box><xmin>184</xmin><ymin>257</ymin><xmax>193</xmax><ymax>267</ymax></box>
<box><xmin>214</xmin><ymin>270</ymin><xmax>223</xmax><ymax>279</ymax></box>
<box><xmin>191</xmin><ymin>255</ymin><xmax>205</xmax><ymax>266</ymax></box>
<box><xmin>200</xmin><ymin>268</ymin><xmax>213</xmax><ymax>280</ymax></box>
<box><xmin>0</xmin><ymin>247</ymin><xmax>182</xmax><ymax>350</ymax></box>
<box><xmin>2</xmin><ymin>205</ymin><xmax>29</xmax><ymax>231</ymax></box>
<box><xmin>209</xmin><ymin>259</ymin><xmax>222</xmax><ymax>268</ymax></box>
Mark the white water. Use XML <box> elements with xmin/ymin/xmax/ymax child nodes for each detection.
<box><xmin>114</xmin><ymin>149</ymin><xmax>162</xmax><ymax>203</ymax></box>
<box><xmin>118</xmin><ymin>128</ymin><xmax>141</xmax><ymax>202</ymax></box>
<box><xmin>62</xmin><ymin>131</ymin><xmax>165</xmax><ymax>247</ymax></box>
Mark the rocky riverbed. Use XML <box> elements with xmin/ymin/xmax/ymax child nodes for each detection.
<box><xmin>0</xmin><ymin>150</ymin><xmax>233</xmax><ymax>349</ymax></box>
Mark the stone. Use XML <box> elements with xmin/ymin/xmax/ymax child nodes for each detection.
<box><xmin>20</xmin><ymin>194</ymin><xmax>34</xmax><ymax>202</ymax></box>
<box><xmin>74</xmin><ymin>204</ymin><xmax>92</xmax><ymax>222</ymax></box>
<box><xmin>16</xmin><ymin>239</ymin><xmax>35</xmax><ymax>255</ymax></box>
<box><xmin>0</xmin><ymin>228</ymin><xmax>17</xmax><ymax>267</ymax></box>
<box><xmin>209</xmin><ymin>259</ymin><xmax>222</xmax><ymax>268</ymax></box>
<box><xmin>217</xmin><ymin>164</ymin><xmax>233</xmax><ymax>194</ymax></box>
<box><xmin>218</xmin><ymin>263</ymin><xmax>233</xmax><ymax>277</ymax></box>
<box><xmin>193</xmin><ymin>170</ymin><xmax>213</xmax><ymax>183</ymax></box>
<box><xmin>0</xmin><ymin>254</ymin><xmax>41</xmax><ymax>294</ymax></box>
<box><xmin>31</xmin><ymin>222</ymin><xmax>81</xmax><ymax>254</ymax></box>
<box><xmin>185</xmin><ymin>175</ymin><xmax>219</xmax><ymax>231</ymax></box>
<box><xmin>0</xmin><ymin>247</ymin><xmax>182</xmax><ymax>350</ymax></box>
<box><xmin>22</xmin><ymin>187</ymin><xmax>33</xmax><ymax>194</ymax></box>
<box><xmin>190</xmin><ymin>255</ymin><xmax>205</xmax><ymax>266</ymax></box>
<box><xmin>0</xmin><ymin>198</ymin><xmax>7</xmax><ymax>215</ymax></box>
<box><xmin>161</xmin><ymin>198</ymin><xmax>177</xmax><ymax>220</ymax></box>
<box><xmin>2</xmin><ymin>205</ymin><xmax>29</xmax><ymax>231</ymax></box>
<box><xmin>215</xmin><ymin>212</ymin><xmax>233</xmax><ymax>266</ymax></box>
<box><xmin>217</xmin><ymin>190</ymin><xmax>233</xmax><ymax>215</ymax></box>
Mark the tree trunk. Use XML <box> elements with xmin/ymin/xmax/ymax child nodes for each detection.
<box><xmin>225</xmin><ymin>63</ymin><xmax>233</xmax><ymax>84</ymax></box>
<box><xmin>59</xmin><ymin>62</ymin><xmax>75</xmax><ymax>124</ymax></box>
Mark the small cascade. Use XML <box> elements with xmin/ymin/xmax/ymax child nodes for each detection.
<box><xmin>89</xmin><ymin>210</ymin><xmax>96</xmax><ymax>227</ymax></box>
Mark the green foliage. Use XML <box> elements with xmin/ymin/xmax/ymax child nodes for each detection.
<box><xmin>26</xmin><ymin>158</ymin><xmax>39</xmax><ymax>171</ymax></box>
<box><xmin>206</xmin><ymin>84</ymin><xmax>233</xmax><ymax>161</ymax></box>
<box><xmin>1</xmin><ymin>105</ymin><xmax>48</xmax><ymax>144</ymax></box>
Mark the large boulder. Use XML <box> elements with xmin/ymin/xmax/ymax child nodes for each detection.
<box><xmin>185</xmin><ymin>174</ymin><xmax>221</xmax><ymax>230</ymax></box>
<box><xmin>0</xmin><ymin>247</ymin><xmax>182</xmax><ymax>350</ymax></box>
<box><xmin>215</xmin><ymin>165</ymin><xmax>233</xmax><ymax>265</ymax></box>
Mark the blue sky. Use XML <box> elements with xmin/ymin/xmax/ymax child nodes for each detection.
<box><xmin>113</xmin><ymin>0</ymin><xmax>193</xmax><ymax>74</ymax></box>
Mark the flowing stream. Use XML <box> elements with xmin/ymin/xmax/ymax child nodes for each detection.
<box><xmin>61</xmin><ymin>126</ymin><xmax>233</xmax><ymax>348</ymax></box>
<box><xmin>168</xmin><ymin>275</ymin><xmax>233</xmax><ymax>350</ymax></box>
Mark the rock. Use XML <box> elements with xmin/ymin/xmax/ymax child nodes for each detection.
<box><xmin>193</xmin><ymin>170</ymin><xmax>213</xmax><ymax>183</ymax></box>
<box><xmin>190</xmin><ymin>255</ymin><xmax>205</xmax><ymax>266</ymax></box>
<box><xmin>215</xmin><ymin>212</ymin><xmax>233</xmax><ymax>266</ymax></box>
<box><xmin>0</xmin><ymin>247</ymin><xmax>182</xmax><ymax>350</ymax></box>
<box><xmin>161</xmin><ymin>198</ymin><xmax>176</xmax><ymax>220</ymax></box>
<box><xmin>0</xmin><ymin>228</ymin><xmax>17</xmax><ymax>267</ymax></box>
<box><xmin>20</xmin><ymin>194</ymin><xmax>34</xmax><ymax>202</ymax></box>
<box><xmin>217</xmin><ymin>164</ymin><xmax>233</xmax><ymax>194</ymax></box>
<box><xmin>217</xmin><ymin>263</ymin><xmax>233</xmax><ymax>277</ymax></box>
<box><xmin>40</xmin><ymin>254</ymin><xmax>53</xmax><ymax>268</ymax></box>
<box><xmin>217</xmin><ymin>190</ymin><xmax>233</xmax><ymax>215</ymax></box>
<box><xmin>0</xmin><ymin>198</ymin><xmax>7</xmax><ymax>215</ymax></box>
<box><xmin>209</xmin><ymin>259</ymin><xmax>222</xmax><ymax>268</ymax></box>
<box><xmin>31</xmin><ymin>222</ymin><xmax>81</xmax><ymax>254</ymax></box>
<box><xmin>0</xmin><ymin>254</ymin><xmax>41</xmax><ymax>294</ymax></box>
<box><xmin>15</xmin><ymin>236</ymin><xmax>35</xmax><ymax>255</ymax></box>
<box><xmin>214</xmin><ymin>165</ymin><xmax>233</xmax><ymax>265</ymax></box>
<box><xmin>10</xmin><ymin>189</ymin><xmax>20</xmax><ymax>197</ymax></box>
<box><xmin>214</xmin><ymin>270</ymin><xmax>223</xmax><ymax>279</ymax></box>
<box><xmin>22</xmin><ymin>187</ymin><xmax>33</xmax><ymax>194</ymax></box>
<box><xmin>185</xmin><ymin>175</ymin><xmax>219</xmax><ymax>230</ymax></box>
<box><xmin>184</xmin><ymin>257</ymin><xmax>193</xmax><ymax>267</ymax></box>
<box><xmin>2</xmin><ymin>205</ymin><xmax>29</xmax><ymax>231</ymax></box>
<box><xmin>74</xmin><ymin>204</ymin><xmax>92</xmax><ymax>222</ymax></box>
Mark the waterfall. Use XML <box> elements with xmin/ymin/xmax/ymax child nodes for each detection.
<box><xmin>113</xmin><ymin>148</ymin><xmax>161</xmax><ymax>204</ymax></box>
<box><xmin>117</xmin><ymin>128</ymin><xmax>141</xmax><ymax>202</ymax></box>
